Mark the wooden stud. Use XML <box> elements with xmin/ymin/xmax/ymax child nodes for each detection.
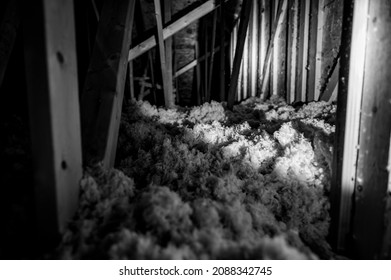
<box><xmin>164</xmin><ymin>0</ymin><xmax>174</xmax><ymax>106</ymax></box>
<box><xmin>0</xmin><ymin>0</ymin><xmax>19</xmax><ymax>88</ymax></box>
<box><xmin>307</xmin><ymin>0</ymin><xmax>324</xmax><ymax>101</ymax></box>
<box><xmin>330</xmin><ymin>0</ymin><xmax>366</xmax><ymax>255</ymax></box>
<box><xmin>352</xmin><ymin>0</ymin><xmax>391</xmax><ymax>259</ymax></box>
<box><xmin>219</xmin><ymin>1</ymin><xmax>226</xmax><ymax>102</ymax></box>
<box><xmin>314</xmin><ymin>0</ymin><xmax>324</xmax><ymax>100</ymax></box>
<box><xmin>227</xmin><ymin>0</ymin><xmax>252</xmax><ymax>109</ymax></box>
<box><xmin>206</xmin><ymin>9</ymin><xmax>217</xmax><ymax>102</ymax></box>
<box><xmin>23</xmin><ymin>0</ymin><xmax>82</xmax><ymax>251</ymax></box>
<box><xmin>295</xmin><ymin>0</ymin><xmax>310</xmax><ymax>102</ymax></box>
<box><xmin>250</xmin><ymin>0</ymin><xmax>258</xmax><ymax>97</ymax></box>
<box><xmin>259</xmin><ymin>0</ymin><xmax>288</xmax><ymax>99</ymax></box>
<box><xmin>128</xmin><ymin>0</ymin><xmax>229</xmax><ymax>62</ymax></box>
<box><xmin>81</xmin><ymin>0</ymin><xmax>136</xmax><ymax>168</ymax></box>
<box><xmin>258</xmin><ymin>0</ymin><xmax>270</xmax><ymax>99</ymax></box>
<box><xmin>286</xmin><ymin>0</ymin><xmax>299</xmax><ymax>104</ymax></box>
<box><xmin>319</xmin><ymin>58</ymin><xmax>339</xmax><ymax>102</ymax></box>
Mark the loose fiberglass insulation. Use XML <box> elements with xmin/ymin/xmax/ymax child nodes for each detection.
<box><xmin>57</xmin><ymin>97</ymin><xmax>337</xmax><ymax>259</ymax></box>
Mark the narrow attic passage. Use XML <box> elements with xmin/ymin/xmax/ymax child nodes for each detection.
<box><xmin>0</xmin><ymin>0</ymin><xmax>390</xmax><ymax>260</ymax></box>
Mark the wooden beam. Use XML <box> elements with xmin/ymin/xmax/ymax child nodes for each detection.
<box><xmin>286</xmin><ymin>0</ymin><xmax>299</xmax><ymax>104</ymax></box>
<box><xmin>330</xmin><ymin>0</ymin><xmax>365</xmax><ymax>254</ymax></box>
<box><xmin>319</xmin><ymin>58</ymin><xmax>339</xmax><ymax>102</ymax></box>
<box><xmin>249</xmin><ymin>0</ymin><xmax>258</xmax><ymax>97</ymax></box>
<box><xmin>164</xmin><ymin>0</ymin><xmax>174</xmax><ymax>106</ymax></box>
<box><xmin>0</xmin><ymin>0</ymin><xmax>19</xmax><ymax>88</ymax></box>
<box><xmin>23</xmin><ymin>0</ymin><xmax>82</xmax><ymax>252</ymax></box>
<box><xmin>259</xmin><ymin>0</ymin><xmax>288</xmax><ymax>99</ymax></box>
<box><xmin>258</xmin><ymin>0</ymin><xmax>271</xmax><ymax>99</ymax></box>
<box><xmin>219</xmin><ymin>1</ymin><xmax>226</xmax><ymax>102</ymax></box>
<box><xmin>81</xmin><ymin>0</ymin><xmax>136</xmax><ymax>168</ymax></box>
<box><xmin>307</xmin><ymin>0</ymin><xmax>324</xmax><ymax>101</ymax></box>
<box><xmin>296</xmin><ymin>0</ymin><xmax>310</xmax><ymax>102</ymax></box>
<box><xmin>128</xmin><ymin>0</ymin><xmax>229</xmax><ymax>62</ymax></box>
<box><xmin>352</xmin><ymin>0</ymin><xmax>391</xmax><ymax>259</ymax></box>
<box><xmin>227</xmin><ymin>0</ymin><xmax>252</xmax><ymax>109</ymax></box>
<box><xmin>206</xmin><ymin>9</ymin><xmax>217</xmax><ymax>102</ymax></box>
<box><xmin>154</xmin><ymin>0</ymin><xmax>173</xmax><ymax>108</ymax></box>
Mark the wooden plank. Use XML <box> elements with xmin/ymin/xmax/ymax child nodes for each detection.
<box><xmin>174</xmin><ymin>44</ymin><xmax>226</xmax><ymax>78</ymax></box>
<box><xmin>206</xmin><ymin>9</ymin><xmax>217</xmax><ymax>102</ymax></box>
<box><xmin>164</xmin><ymin>0</ymin><xmax>174</xmax><ymax>106</ymax></box>
<box><xmin>319</xmin><ymin>58</ymin><xmax>339</xmax><ymax>102</ymax></box>
<box><xmin>219</xmin><ymin>1</ymin><xmax>226</xmax><ymax>101</ymax></box>
<box><xmin>307</xmin><ymin>0</ymin><xmax>324</xmax><ymax>101</ymax></box>
<box><xmin>259</xmin><ymin>0</ymin><xmax>288</xmax><ymax>99</ymax></box>
<box><xmin>286</xmin><ymin>0</ymin><xmax>299</xmax><ymax>104</ymax></box>
<box><xmin>296</xmin><ymin>0</ymin><xmax>310</xmax><ymax>102</ymax></box>
<box><xmin>329</xmin><ymin>0</ymin><xmax>366</xmax><ymax>254</ymax></box>
<box><xmin>227</xmin><ymin>0</ymin><xmax>252</xmax><ymax>109</ymax></box>
<box><xmin>314</xmin><ymin>0</ymin><xmax>324</xmax><ymax>100</ymax></box>
<box><xmin>23</xmin><ymin>0</ymin><xmax>82</xmax><ymax>252</ymax></box>
<box><xmin>128</xmin><ymin>0</ymin><xmax>229</xmax><ymax>62</ymax></box>
<box><xmin>258</xmin><ymin>0</ymin><xmax>270</xmax><ymax>99</ymax></box>
<box><xmin>0</xmin><ymin>0</ymin><xmax>19</xmax><ymax>88</ymax></box>
<box><xmin>154</xmin><ymin>0</ymin><xmax>173</xmax><ymax>108</ymax></box>
<box><xmin>250</xmin><ymin>0</ymin><xmax>258</xmax><ymax>97</ymax></box>
<box><xmin>81</xmin><ymin>0</ymin><xmax>136</xmax><ymax>168</ymax></box>
<box><xmin>352</xmin><ymin>0</ymin><xmax>391</xmax><ymax>259</ymax></box>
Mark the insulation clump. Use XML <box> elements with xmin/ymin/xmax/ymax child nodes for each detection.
<box><xmin>58</xmin><ymin>98</ymin><xmax>336</xmax><ymax>259</ymax></box>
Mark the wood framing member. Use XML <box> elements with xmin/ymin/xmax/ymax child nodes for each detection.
<box><xmin>227</xmin><ymin>0</ymin><xmax>252</xmax><ymax>109</ymax></box>
<box><xmin>286</xmin><ymin>0</ymin><xmax>298</xmax><ymax>104</ymax></box>
<box><xmin>206</xmin><ymin>9</ymin><xmax>217</xmax><ymax>102</ymax></box>
<box><xmin>259</xmin><ymin>0</ymin><xmax>288</xmax><ymax>99</ymax></box>
<box><xmin>319</xmin><ymin>58</ymin><xmax>339</xmax><ymax>102</ymax></box>
<box><xmin>249</xmin><ymin>0</ymin><xmax>258</xmax><ymax>97</ymax></box>
<box><xmin>329</xmin><ymin>0</ymin><xmax>364</xmax><ymax>255</ymax></box>
<box><xmin>23</xmin><ymin>0</ymin><xmax>82</xmax><ymax>252</ymax></box>
<box><xmin>351</xmin><ymin>0</ymin><xmax>391</xmax><ymax>259</ymax></box>
<box><xmin>128</xmin><ymin>0</ymin><xmax>229</xmax><ymax>62</ymax></box>
<box><xmin>0</xmin><ymin>0</ymin><xmax>19</xmax><ymax>88</ymax></box>
<box><xmin>219</xmin><ymin>0</ymin><xmax>226</xmax><ymax>101</ymax></box>
<box><xmin>153</xmin><ymin>0</ymin><xmax>173</xmax><ymax>108</ymax></box>
<box><xmin>295</xmin><ymin>0</ymin><xmax>310</xmax><ymax>102</ymax></box>
<box><xmin>258</xmin><ymin>0</ymin><xmax>270</xmax><ymax>99</ymax></box>
<box><xmin>81</xmin><ymin>0</ymin><xmax>136</xmax><ymax>168</ymax></box>
<box><xmin>164</xmin><ymin>0</ymin><xmax>174</xmax><ymax>106</ymax></box>
<box><xmin>307</xmin><ymin>0</ymin><xmax>324</xmax><ymax>101</ymax></box>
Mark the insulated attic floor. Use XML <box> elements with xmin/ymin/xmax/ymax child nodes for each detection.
<box><xmin>58</xmin><ymin>97</ymin><xmax>337</xmax><ymax>259</ymax></box>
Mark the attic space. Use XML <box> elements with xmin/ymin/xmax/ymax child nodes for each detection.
<box><xmin>0</xmin><ymin>0</ymin><xmax>390</xmax><ymax>260</ymax></box>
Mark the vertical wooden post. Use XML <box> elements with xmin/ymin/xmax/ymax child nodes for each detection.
<box><xmin>207</xmin><ymin>9</ymin><xmax>218</xmax><ymax>102</ymax></box>
<box><xmin>296</xmin><ymin>0</ymin><xmax>310</xmax><ymax>102</ymax></box>
<box><xmin>314</xmin><ymin>0</ymin><xmax>324</xmax><ymax>100</ymax></box>
<box><xmin>227</xmin><ymin>0</ymin><xmax>252</xmax><ymax>109</ymax></box>
<box><xmin>219</xmin><ymin>0</ymin><xmax>226</xmax><ymax>101</ymax></box>
<box><xmin>249</xmin><ymin>0</ymin><xmax>258</xmax><ymax>97</ymax></box>
<box><xmin>286</xmin><ymin>0</ymin><xmax>299</xmax><ymax>104</ymax></box>
<box><xmin>154</xmin><ymin>0</ymin><xmax>174</xmax><ymax>108</ymax></box>
<box><xmin>0</xmin><ymin>0</ymin><xmax>19</xmax><ymax>88</ymax></box>
<box><xmin>307</xmin><ymin>0</ymin><xmax>324</xmax><ymax>101</ymax></box>
<box><xmin>81</xmin><ymin>0</ymin><xmax>136</xmax><ymax>168</ymax></box>
<box><xmin>351</xmin><ymin>0</ymin><xmax>391</xmax><ymax>259</ymax></box>
<box><xmin>164</xmin><ymin>0</ymin><xmax>174</xmax><ymax>106</ymax></box>
<box><xmin>259</xmin><ymin>0</ymin><xmax>288</xmax><ymax>100</ymax></box>
<box><xmin>258</xmin><ymin>0</ymin><xmax>270</xmax><ymax>99</ymax></box>
<box><xmin>23</xmin><ymin>0</ymin><xmax>82</xmax><ymax>251</ymax></box>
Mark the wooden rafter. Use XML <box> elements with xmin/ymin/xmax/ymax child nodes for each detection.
<box><xmin>227</xmin><ymin>0</ymin><xmax>252</xmax><ymax>109</ymax></box>
<box><xmin>128</xmin><ymin>0</ymin><xmax>229</xmax><ymax>62</ymax></box>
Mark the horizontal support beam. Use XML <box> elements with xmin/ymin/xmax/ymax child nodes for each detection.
<box><xmin>128</xmin><ymin>0</ymin><xmax>228</xmax><ymax>62</ymax></box>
